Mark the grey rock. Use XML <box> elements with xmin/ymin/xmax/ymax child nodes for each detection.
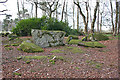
<box><xmin>31</xmin><ymin>29</ymin><xmax>66</xmax><ymax>48</ymax></box>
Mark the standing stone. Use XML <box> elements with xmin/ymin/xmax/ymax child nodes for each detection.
<box><xmin>31</xmin><ymin>29</ymin><xmax>66</xmax><ymax>48</ymax></box>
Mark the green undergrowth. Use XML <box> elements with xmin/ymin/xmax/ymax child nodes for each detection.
<box><xmin>50</xmin><ymin>46</ymin><xmax>84</xmax><ymax>54</ymax></box>
<box><xmin>68</xmin><ymin>40</ymin><xmax>106</xmax><ymax>48</ymax></box>
<box><xmin>16</xmin><ymin>55</ymin><xmax>67</xmax><ymax>65</ymax></box>
<box><xmin>86</xmin><ymin>60</ymin><xmax>103</xmax><ymax>69</ymax></box>
<box><xmin>50</xmin><ymin>49</ymin><xmax>63</xmax><ymax>53</ymax></box>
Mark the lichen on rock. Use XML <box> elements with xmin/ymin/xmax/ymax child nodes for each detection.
<box><xmin>31</xmin><ymin>29</ymin><xmax>66</xmax><ymax>48</ymax></box>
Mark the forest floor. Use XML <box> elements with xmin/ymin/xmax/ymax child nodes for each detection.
<box><xmin>1</xmin><ymin>35</ymin><xmax>120</xmax><ymax>78</ymax></box>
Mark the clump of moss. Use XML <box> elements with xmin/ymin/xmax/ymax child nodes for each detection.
<box><xmin>68</xmin><ymin>40</ymin><xmax>82</xmax><ymax>44</ymax></box>
<box><xmin>69</xmin><ymin>40</ymin><xmax>106</xmax><ymax>48</ymax></box>
<box><xmin>86</xmin><ymin>60</ymin><xmax>102</xmax><ymax>69</ymax></box>
<box><xmin>5</xmin><ymin>47</ymin><xmax>13</xmax><ymax>50</ymax></box>
<box><xmin>19</xmin><ymin>41</ymin><xmax>44</xmax><ymax>53</ymax></box>
<box><xmin>71</xmin><ymin>47</ymin><xmax>84</xmax><ymax>53</ymax></box>
<box><xmin>4</xmin><ymin>44</ymin><xmax>11</xmax><ymax>47</ymax></box>
<box><xmin>50</xmin><ymin>49</ymin><xmax>63</xmax><ymax>53</ymax></box>
<box><xmin>94</xmin><ymin>33</ymin><xmax>109</xmax><ymax>41</ymax></box>
<box><xmin>49</xmin><ymin>60</ymin><xmax>55</xmax><ymax>64</ymax></box>
<box><xmin>17</xmin><ymin>56</ymin><xmax>22</xmax><ymax>60</ymax></box>
<box><xmin>66</xmin><ymin>35</ymin><xmax>79</xmax><ymax>43</ymax></box>
<box><xmin>11</xmin><ymin>43</ymin><xmax>19</xmax><ymax>46</ymax></box>
<box><xmin>24</xmin><ymin>56</ymin><xmax>47</xmax><ymax>60</ymax></box>
<box><xmin>13</xmin><ymin>72</ymin><xmax>21</xmax><ymax>76</ymax></box>
<box><xmin>26</xmin><ymin>60</ymin><xmax>31</xmax><ymax>64</ymax></box>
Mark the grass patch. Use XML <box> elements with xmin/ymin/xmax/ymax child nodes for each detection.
<box><xmin>86</xmin><ymin>60</ymin><xmax>102</xmax><ymax>69</ymax></box>
<box><xmin>50</xmin><ymin>49</ymin><xmax>63</xmax><ymax>53</ymax></box>
<box><xmin>13</xmin><ymin>72</ymin><xmax>21</xmax><ymax>76</ymax></box>
<box><xmin>98</xmin><ymin>49</ymin><xmax>109</xmax><ymax>52</ymax></box>
<box><xmin>26</xmin><ymin>60</ymin><xmax>31</xmax><ymax>64</ymax></box>
<box><xmin>75</xmin><ymin>67</ymin><xmax>80</xmax><ymax>69</ymax></box>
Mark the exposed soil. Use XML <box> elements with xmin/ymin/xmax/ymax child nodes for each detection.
<box><xmin>1</xmin><ymin>36</ymin><xmax>119</xmax><ymax>78</ymax></box>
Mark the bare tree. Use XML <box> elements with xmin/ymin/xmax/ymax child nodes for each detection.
<box><xmin>110</xmin><ymin>0</ymin><xmax>115</xmax><ymax>34</ymax></box>
<box><xmin>39</xmin><ymin>0</ymin><xmax>59</xmax><ymax>18</ymax></box>
<box><xmin>0</xmin><ymin>0</ymin><xmax>8</xmax><ymax>15</ymax></box>
<box><xmin>74</xmin><ymin>1</ymin><xmax>89</xmax><ymax>34</ymax></box>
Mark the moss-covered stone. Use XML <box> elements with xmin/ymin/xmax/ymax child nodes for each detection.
<box><xmin>69</xmin><ymin>40</ymin><xmax>106</xmax><ymax>48</ymax></box>
<box><xmin>68</xmin><ymin>40</ymin><xmax>82</xmax><ymax>44</ymax></box>
<box><xmin>5</xmin><ymin>47</ymin><xmax>13</xmax><ymax>50</ymax></box>
<box><xmin>66</xmin><ymin>35</ymin><xmax>79</xmax><ymax>43</ymax></box>
<box><xmin>19</xmin><ymin>41</ymin><xmax>44</xmax><ymax>53</ymax></box>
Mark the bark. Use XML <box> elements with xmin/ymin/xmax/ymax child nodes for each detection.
<box><xmin>21</xmin><ymin>0</ymin><xmax>25</xmax><ymax>19</ymax></box>
<box><xmin>34</xmin><ymin>2</ymin><xmax>38</xmax><ymax>18</ymax></box>
<box><xmin>113</xmin><ymin>1</ymin><xmax>118</xmax><ymax>36</ymax></box>
<box><xmin>17</xmin><ymin>0</ymin><xmax>21</xmax><ymax>21</ymax></box>
<box><xmin>91</xmin><ymin>2</ymin><xmax>99</xmax><ymax>40</ymax></box>
<box><xmin>97</xmin><ymin>3</ymin><xmax>100</xmax><ymax>32</ymax></box>
<box><xmin>73</xmin><ymin>1</ymin><xmax>75</xmax><ymax>29</ymax></box>
<box><xmin>77</xmin><ymin>4</ymin><xmax>79</xmax><ymax>31</ymax></box>
<box><xmin>31</xmin><ymin>3</ymin><xmax>34</xmax><ymax>18</ymax></box>
<box><xmin>61</xmin><ymin>0</ymin><xmax>66</xmax><ymax>21</ymax></box>
<box><xmin>65</xmin><ymin>1</ymin><xmax>68</xmax><ymax>22</ymax></box>
<box><xmin>118</xmin><ymin>6</ymin><xmax>120</xmax><ymax>35</ymax></box>
<box><xmin>110</xmin><ymin>0</ymin><xmax>115</xmax><ymax>34</ymax></box>
<box><xmin>100</xmin><ymin>13</ymin><xmax>102</xmax><ymax>33</ymax></box>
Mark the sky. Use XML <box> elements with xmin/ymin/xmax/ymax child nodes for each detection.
<box><xmin>0</xmin><ymin>0</ymin><xmax>118</xmax><ymax>31</ymax></box>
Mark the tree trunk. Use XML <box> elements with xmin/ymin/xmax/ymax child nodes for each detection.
<box><xmin>61</xmin><ymin>0</ymin><xmax>66</xmax><ymax>21</ymax></box>
<box><xmin>100</xmin><ymin>13</ymin><xmax>102</xmax><ymax>33</ymax></box>
<box><xmin>97</xmin><ymin>3</ymin><xmax>100</xmax><ymax>32</ymax></box>
<box><xmin>73</xmin><ymin>1</ymin><xmax>75</xmax><ymax>29</ymax></box>
<box><xmin>65</xmin><ymin>0</ymin><xmax>68</xmax><ymax>22</ymax></box>
<box><xmin>91</xmin><ymin>2</ymin><xmax>99</xmax><ymax>41</ymax></box>
<box><xmin>118</xmin><ymin>5</ymin><xmax>120</xmax><ymax>35</ymax></box>
<box><xmin>113</xmin><ymin>1</ymin><xmax>118</xmax><ymax>36</ymax></box>
<box><xmin>31</xmin><ymin>3</ymin><xmax>34</xmax><ymax>18</ymax></box>
<box><xmin>110</xmin><ymin>0</ymin><xmax>115</xmax><ymax>34</ymax></box>
<box><xmin>74</xmin><ymin>2</ymin><xmax>88</xmax><ymax>34</ymax></box>
<box><xmin>77</xmin><ymin>4</ymin><xmax>79</xmax><ymax>31</ymax></box>
<box><xmin>17</xmin><ymin>0</ymin><xmax>21</xmax><ymax>21</ymax></box>
<box><xmin>34</xmin><ymin>2</ymin><xmax>38</xmax><ymax>18</ymax></box>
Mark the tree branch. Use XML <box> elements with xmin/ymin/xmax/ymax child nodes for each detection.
<box><xmin>0</xmin><ymin>0</ymin><xmax>8</xmax><ymax>3</ymax></box>
<box><xmin>0</xmin><ymin>9</ymin><xmax>7</xmax><ymax>12</ymax></box>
